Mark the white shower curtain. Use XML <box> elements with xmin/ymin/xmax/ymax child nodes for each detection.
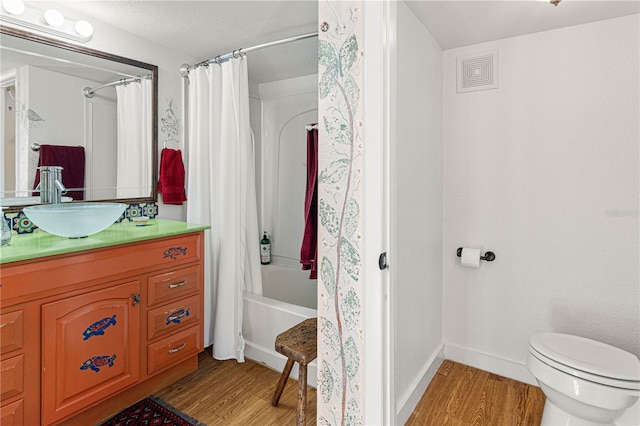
<box><xmin>186</xmin><ymin>57</ymin><xmax>263</xmax><ymax>362</ymax></box>
<box><xmin>116</xmin><ymin>79</ymin><xmax>152</xmax><ymax>198</ymax></box>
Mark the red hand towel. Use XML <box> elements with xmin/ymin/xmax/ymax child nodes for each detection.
<box><xmin>158</xmin><ymin>148</ymin><xmax>187</xmax><ymax>205</ymax></box>
<box><xmin>33</xmin><ymin>144</ymin><xmax>86</xmax><ymax>200</ymax></box>
<box><xmin>300</xmin><ymin>127</ymin><xmax>318</xmax><ymax>279</ymax></box>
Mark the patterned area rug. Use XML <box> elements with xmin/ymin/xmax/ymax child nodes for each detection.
<box><xmin>100</xmin><ymin>396</ymin><xmax>204</xmax><ymax>426</ymax></box>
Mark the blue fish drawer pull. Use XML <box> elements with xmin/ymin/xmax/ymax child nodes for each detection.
<box><xmin>80</xmin><ymin>354</ymin><xmax>116</xmax><ymax>372</ymax></box>
<box><xmin>166</xmin><ymin>308</ymin><xmax>190</xmax><ymax>325</ymax></box>
<box><xmin>163</xmin><ymin>246</ymin><xmax>187</xmax><ymax>260</ymax></box>
<box><xmin>83</xmin><ymin>315</ymin><xmax>117</xmax><ymax>340</ymax></box>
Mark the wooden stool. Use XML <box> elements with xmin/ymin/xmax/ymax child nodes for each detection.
<box><xmin>271</xmin><ymin>317</ymin><xmax>317</xmax><ymax>426</ymax></box>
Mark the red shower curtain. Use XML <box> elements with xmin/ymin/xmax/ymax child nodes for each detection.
<box><xmin>300</xmin><ymin>125</ymin><xmax>318</xmax><ymax>279</ymax></box>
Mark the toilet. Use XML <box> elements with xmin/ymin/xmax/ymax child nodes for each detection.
<box><xmin>527</xmin><ymin>333</ymin><xmax>640</xmax><ymax>425</ymax></box>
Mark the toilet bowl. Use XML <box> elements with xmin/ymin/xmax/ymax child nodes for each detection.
<box><xmin>527</xmin><ymin>333</ymin><xmax>640</xmax><ymax>425</ymax></box>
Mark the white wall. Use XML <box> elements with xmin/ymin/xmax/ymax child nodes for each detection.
<box><xmin>442</xmin><ymin>15</ymin><xmax>640</xmax><ymax>384</ymax></box>
<box><xmin>56</xmin><ymin>2</ymin><xmax>198</xmax><ymax>219</ymax></box>
<box><xmin>394</xmin><ymin>2</ymin><xmax>444</xmax><ymax>423</ymax></box>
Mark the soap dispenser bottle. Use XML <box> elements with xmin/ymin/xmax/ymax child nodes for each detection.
<box><xmin>1</xmin><ymin>214</ymin><xmax>12</xmax><ymax>247</ymax></box>
<box><xmin>260</xmin><ymin>232</ymin><xmax>271</xmax><ymax>265</ymax></box>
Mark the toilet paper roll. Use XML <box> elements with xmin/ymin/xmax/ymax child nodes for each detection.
<box><xmin>460</xmin><ymin>247</ymin><xmax>481</xmax><ymax>268</ymax></box>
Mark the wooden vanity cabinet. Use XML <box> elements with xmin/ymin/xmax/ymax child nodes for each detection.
<box><xmin>42</xmin><ymin>280</ymin><xmax>141</xmax><ymax>425</ymax></box>
<box><xmin>0</xmin><ymin>303</ymin><xmax>39</xmax><ymax>426</ymax></box>
<box><xmin>0</xmin><ymin>231</ymin><xmax>205</xmax><ymax>426</ymax></box>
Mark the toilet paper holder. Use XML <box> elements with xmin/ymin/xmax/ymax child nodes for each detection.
<box><xmin>457</xmin><ymin>248</ymin><xmax>496</xmax><ymax>262</ymax></box>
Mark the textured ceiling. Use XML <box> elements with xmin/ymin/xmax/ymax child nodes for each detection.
<box><xmin>406</xmin><ymin>0</ymin><xmax>640</xmax><ymax>50</ymax></box>
<box><xmin>52</xmin><ymin>1</ymin><xmax>318</xmax><ymax>59</ymax></box>
<box><xmin>51</xmin><ymin>0</ymin><xmax>319</xmax><ymax>86</ymax></box>
<box><xmin>30</xmin><ymin>1</ymin><xmax>640</xmax><ymax>84</ymax></box>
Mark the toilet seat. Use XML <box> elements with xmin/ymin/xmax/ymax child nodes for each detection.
<box><xmin>529</xmin><ymin>333</ymin><xmax>640</xmax><ymax>391</ymax></box>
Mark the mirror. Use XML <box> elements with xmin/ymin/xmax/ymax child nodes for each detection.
<box><xmin>0</xmin><ymin>26</ymin><xmax>158</xmax><ymax>211</ymax></box>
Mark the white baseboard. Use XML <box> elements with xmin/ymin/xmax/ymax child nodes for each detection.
<box><xmin>245</xmin><ymin>341</ymin><xmax>318</xmax><ymax>388</ymax></box>
<box><xmin>396</xmin><ymin>344</ymin><xmax>446</xmax><ymax>425</ymax></box>
<box><xmin>444</xmin><ymin>342</ymin><xmax>537</xmax><ymax>386</ymax></box>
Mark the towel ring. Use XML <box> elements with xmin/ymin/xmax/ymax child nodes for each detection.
<box><xmin>163</xmin><ymin>138</ymin><xmax>181</xmax><ymax>149</ymax></box>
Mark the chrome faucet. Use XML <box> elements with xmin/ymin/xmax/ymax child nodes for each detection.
<box><xmin>38</xmin><ymin>166</ymin><xmax>67</xmax><ymax>204</ymax></box>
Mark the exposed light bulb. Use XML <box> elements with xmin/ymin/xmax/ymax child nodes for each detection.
<box><xmin>2</xmin><ymin>0</ymin><xmax>25</xmax><ymax>15</ymax></box>
<box><xmin>74</xmin><ymin>20</ymin><xmax>93</xmax><ymax>38</ymax></box>
<box><xmin>42</xmin><ymin>9</ymin><xmax>64</xmax><ymax>27</ymax></box>
<box><xmin>1</xmin><ymin>2</ymin><xmax>93</xmax><ymax>42</ymax></box>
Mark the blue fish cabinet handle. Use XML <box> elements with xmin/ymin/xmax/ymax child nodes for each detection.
<box><xmin>80</xmin><ymin>354</ymin><xmax>117</xmax><ymax>373</ymax></box>
<box><xmin>166</xmin><ymin>308</ymin><xmax>190</xmax><ymax>325</ymax></box>
<box><xmin>162</xmin><ymin>246</ymin><xmax>188</xmax><ymax>260</ymax></box>
<box><xmin>82</xmin><ymin>315</ymin><xmax>117</xmax><ymax>340</ymax></box>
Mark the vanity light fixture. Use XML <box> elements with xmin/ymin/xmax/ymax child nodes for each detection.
<box><xmin>42</xmin><ymin>9</ymin><xmax>64</xmax><ymax>27</ymax></box>
<box><xmin>0</xmin><ymin>2</ymin><xmax>93</xmax><ymax>42</ymax></box>
<box><xmin>1</xmin><ymin>0</ymin><xmax>24</xmax><ymax>15</ymax></box>
<box><xmin>74</xmin><ymin>20</ymin><xmax>94</xmax><ymax>38</ymax></box>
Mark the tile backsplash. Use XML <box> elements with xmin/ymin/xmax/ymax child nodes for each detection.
<box><xmin>2</xmin><ymin>202</ymin><xmax>158</xmax><ymax>235</ymax></box>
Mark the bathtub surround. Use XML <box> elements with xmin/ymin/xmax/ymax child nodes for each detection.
<box><xmin>246</xmin><ymin>61</ymin><xmax>320</xmax><ymax>391</ymax></box>
<box><xmin>243</xmin><ymin>264</ymin><xmax>318</xmax><ymax>388</ymax></box>
<box><xmin>257</xmin><ymin>74</ymin><xmax>318</xmax><ymax>269</ymax></box>
<box><xmin>317</xmin><ymin>2</ymin><xmax>365</xmax><ymax>424</ymax></box>
<box><xmin>186</xmin><ymin>58</ymin><xmax>262</xmax><ymax>361</ymax></box>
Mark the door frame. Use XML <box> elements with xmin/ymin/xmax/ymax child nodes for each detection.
<box><xmin>362</xmin><ymin>1</ymin><xmax>396</xmax><ymax>424</ymax></box>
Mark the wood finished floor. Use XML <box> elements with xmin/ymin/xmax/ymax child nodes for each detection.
<box><xmin>154</xmin><ymin>347</ymin><xmax>317</xmax><ymax>425</ymax></box>
<box><xmin>406</xmin><ymin>360</ymin><xmax>546</xmax><ymax>426</ymax></box>
<box><xmin>154</xmin><ymin>349</ymin><xmax>544</xmax><ymax>425</ymax></box>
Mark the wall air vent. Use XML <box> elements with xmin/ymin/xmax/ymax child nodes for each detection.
<box><xmin>457</xmin><ymin>50</ymin><xmax>499</xmax><ymax>93</ymax></box>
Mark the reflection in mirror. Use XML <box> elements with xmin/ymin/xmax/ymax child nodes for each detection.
<box><xmin>0</xmin><ymin>27</ymin><xmax>158</xmax><ymax>211</ymax></box>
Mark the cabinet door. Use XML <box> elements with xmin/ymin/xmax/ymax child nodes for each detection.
<box><xmin>42</xmin><ymin>281</ymin><xmax>140</xmax><ymax>425</ymax></box>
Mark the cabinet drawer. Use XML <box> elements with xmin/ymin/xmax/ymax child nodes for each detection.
<box><xmin>1</xmin><ymin>232</ymin><xmax>202</xmax><ymax>304</ymax></box>
<box><xmin>0</xmin><ymin>355</ymin><xmax>24</xmax><ymax>401</ymax></box>
<box><xmin>148</xmin><ymin>265</ymin><xmax>200</xmax><ymax>307</ymax></box>
<box><xmin>147</xmin><ymin>295</ymin><xmax>201</xmax><ymax>340</ymax></box>
<box><xmin>147</xmin><ymin>325</ymin><xmax>201</xmax><ymax>375</ymax></box>
<box><xmin>0</xmin><ymin>311</ymin><xmax>24</xmax><ymax>354</ymax></box>
<box><xmin>0</xmin><ymin>399</ymin><xmax>24</xmax><ymax>426</ymax></box>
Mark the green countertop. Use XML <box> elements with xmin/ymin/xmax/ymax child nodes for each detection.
<box><xmin>0</xmin><ymin>219</ymin><xmax>210</xmax><ymax>264</ymax></box>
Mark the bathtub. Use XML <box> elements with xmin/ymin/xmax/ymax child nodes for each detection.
<box><xmin>243</xmin><ymin>264</ymin><xmax>318</xmax><ymax>387</ymax></box>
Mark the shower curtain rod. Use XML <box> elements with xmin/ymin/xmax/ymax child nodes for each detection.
<box><xmin>180</xmin><ymin>32</ymin><xmax>318</xmax><ymax>76</ymax></box>
<box><xmin>82</xmin><ymin>74</ymin><xmax>152</xmax><ymax>98</ymax></box>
